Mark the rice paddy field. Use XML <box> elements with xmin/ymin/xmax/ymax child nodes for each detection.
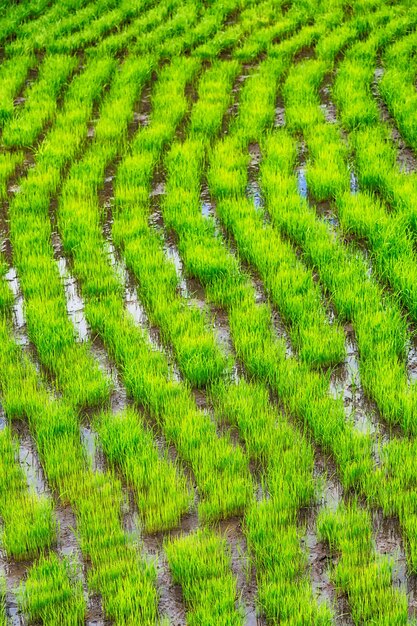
<box><xmin>4</xmin><ymin>0</ymin><xmax>417</xmax><ymax>624</ymax></box>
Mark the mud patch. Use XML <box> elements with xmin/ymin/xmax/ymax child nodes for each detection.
<box><xmin>330</xmin><ymin>327</ymin><xmax>376</xmax><ymax>436</ymax></box>
<box><xmin>320</xmin><ymin>76</ymin><xmax>337</xmax><ymax>125</ymax></box>
<box><xmin>56</xmin><ymin>251</ymin><xmax>89</xmax><ymax>343</ymax></box>
<box><xmin>274</xmin><ymin>93</ymin><xmax>286</xmax><ymax>127</ymax></box>
<box><xmin>14</xmin><ymin>421</ymin><xmax>49</xmax><ymax>496</ymax></box>
<box><xmin>5</xmin><ymin>267</ymin><xmax>27</xmax><ymax>346</ymax></box>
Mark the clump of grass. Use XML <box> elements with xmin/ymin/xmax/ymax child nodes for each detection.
<box><xmin>55</xmin><ymin>52</ymin><xmax>252</xmax><ymax>521</ymax></box>
<box><xmin>96</xmin><ymin>408</ymin><xmax>192</xmax><ymax>532</ymax></box>
<box><xmin>0</xmin><ymin>55</ymin><xmax>34</xmax><ymax>125</ymax></box>
<box><xmin>18</xmin><ymin>553</ymin><xmax>86</xmax><ymax>626</ymax></box>
<box><xmin>165</xmin><ymin>528</ymin><xmax>244</xmax><ymax>626</ymax></box>
<box><xmin>2</xmin><ymin>53</ymin><xmax>77</xmax><ymax>147</ymax></box>
<box><xmin>318</xmin><ymin>502</ymin><xmax>408</xmax><ymax>624</ymax></box>
<box><xmin>112</xmin><ymin>57</ymin><xmax>230</xmax><ymax>388</ymax></box>
<box><xmin>0</xmin><ymin>427</ymin><xmax>56</xmax><ymax>560</ymax></box>
<box><xmin>6</xmin><ymin>54</ymin><xmax>117</xmax><ymax>408</ymax></box>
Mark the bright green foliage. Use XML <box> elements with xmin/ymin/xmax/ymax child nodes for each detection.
<box><xmin>2</xmin><ymin>0</ymin><xmax>417</xmax><ymax>624</ymax></box>
<box><xmin>318</xmin><ymin>503</ymin><xmax>408</xmax><ymax>625</ymax></box>
<box><xmin>165</xmin><ymin>529</ymin><xmax>244</xmax><ymax>626</ymax></box>
<box><xmin>7</xmin><ymin>55</ymin><xmax>115</xmax><ymax>408</ymax></box>
<box><xmin>96</xmin><ymin>408</ymin><xmax>191</xmax><ymax>532</ymax></box>
<box><xmin>8</xmin><ymin>0</ymin><xmax>121</xmax><ymax>54</ymax></box>
<box><xmin>0</xmin><ymin>55</ymin><xmax>34</xmax><ymax>124</ymax></box>
<box><xmin>0</xmin><ymin>427</ymin><xmax>56</xmax><ymax>560</ymax></box>
<box><xmin>2</xmin><ymin>54</ymin><xmax>77</xmax><ymax>147</ymax></box>
<box><xmin>0</xmin><ymin>312</ymin><xmax>159</xmax><ymax>624</ymax></box>
<box><xmin>56</xmin><ymin>49</ymin><xmax>251</xmax><ymax>521</ymax></box>
<box><xmin>213</xmin><ymin>380</ymin><xmax>333</xmax><ymax>623</ymax></box>
<box><xmin>113</xmin><ymin>57</ymin><xmax>230</xmax><ymax>388</ymax></box>
<box><xmin>18</xmin><ymin>553</ymin><xmax>86</xmax><ymax>626</ymax></box>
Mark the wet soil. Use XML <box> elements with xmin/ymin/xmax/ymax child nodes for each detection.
<box><xmin>319</xmin><ymin>74</ymin><xmax>338</xmax><ymax>125</ymax></box>
<box><xmin>221</xmin><ymin>67</ymin><xmax>252</xmax><ymax>136</ymax></box>
<box><xmin>247</xmin><ymin>143</ymin><xmax>265</xmax><ymax>214</ymax></box>
<box><xmin>274</xmin><ymin>92</ymin><xmax>286</xmax><ymax>127</ymax></box>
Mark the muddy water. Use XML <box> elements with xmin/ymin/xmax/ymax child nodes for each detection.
<box><xmin>56</xmin><ymin>253</ymin><xmax>89</xmax><ymax>343</ymax></box>
<box><xmin>163</xmin><ymin>235</ymin><xmax>188</xmax><ymax>298</ymax></box>
<box><xmin>4</xmin><ymin>556</ymin><xmax>26</xmax><ymax>626</ymax></box>
<box><xmin>80</xmin><ymin>424</ymin><xmax>106</xmax><ymax>474</ymax></box>
<box><xmin>127</xmin><ymin>81</ymin><xmax>152</xmax><ymax>141</ymax></box>
<box><xmin>330</xmin><ymin>328</ymin><xmax>377</xmax><ymax>436</ymax></box>
<box><xmin>221</xmin><ymin>70</ymin><xmax>250</xmax><ymax>136</ymax></box>
<box><xmin>274</xmin><ymin>92</ymin><xmax>286</xmax><ymax>128</ymax></box>
<box><xmin>320</xmin><ymin>76</ymin><xmax>337</xmax><ymax>125</ymax></box>
<box><xmin>406</xmin><ymin>337</ymin><xmax>417</xmax><ymax>384</ymax></box>
<box><xmin>247</xmin><ymin>143</ymin><xmax>265</xmax><ymax>214</ymax></box>
<box><xmin>297</xmin><ymin>166</ymin><xmax>308</xmax><ymax>199</ymax></box>
<box><xmin>5</xmin><ymin>267</ymin><xmax>27</xmax><ymax>347</ymax></box>
<box><xmin>349</xmin><ymin>168</ymin><xmax>359</xmax><ymax>194</ymax></box>
<box><xmin>16</xmin><ymin>424</ymin><xmax>49</xmax><ymax>496</ymax></box>
<box><xmin>201</xmin><ymin>184</ymin><xmax>214</xmax><ymax>219</ymax></box>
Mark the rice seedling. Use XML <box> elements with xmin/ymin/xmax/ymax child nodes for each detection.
<box><xmin>160</xmin><ymin>16</ymin><xmax>372</xmax><ymax>621</ymax></box>
<box><xmin>8</xmin><ymin>0</ymin><xmax>121</xmax><ymax>54</ymax></box>
<box><xmin>6</xmin><ymin>55</ymin><xmax>116</xmax><ymax>408</ymax></box>
<box><xmin>0</xmin><ymin>298</ymin><xmax>159</xmax><ymax>623</ymax></box>
<box><xmin>213</xmin><ymin>380</ymin><xmax>334</xmax><ymax>622</ymax></box>
<box><xmin>0</xmin><ymin>0</ymin><xmax>51</xmax><ymax>43</ymax></box>
<box><xmin>0</xmin><ymin>426</ymin><xmax>56</xmax><ymax>560</ymax></box>
<box><xmin>18</xmin><ymin>553</ymin><xmax>86</xmax><ymax>626</ymax></box>
<box><xmin>89</xmin><ymin>0</ymin><xmax>184</xmax><ymax>57</ymax></box>
<box><xmin>2</xmin><ymin>54</ymin><xmax>77</xmax><ymax>147</ymax></box>
<box><xmin>43</xmin><ymin>0</ymin><xmax>166</xmax><ymax>54</ymax></box>
<box><xmin>275</xmin><ymin>47</ymin><xmax>417</xmax><ymax>434</ymax></box>
<box><xmin>318</xmin><ymin>502</ymin><xmax>408</xmax><ymax>624</ymax></box>
<box><xmin>379</xmin><ymin>29</ymin><xmax>417</xmax><ymax>150</ymax></box>
<box><xmin>96</xmin><ymin>408</ymin><xmax>192</xmax><ymax>532</ymax></box>
<box><xmin>56</xmin><ymin>50</ymin><xmax>252</xmax><ymax>521</ymax></box>
<box><xmin>0</xmin><ymin>54</ymin><xmax>34</xmax><ymax>125</ymax></box>
<box><xmin>113</xmin><ymin>58</ymin><xmax>232</xmax><ymax>387</ymax></box>
<box><xmin>165</xmin><ymin>528</ymin><xmax>244</xmax><ymax>626</ymax></box>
